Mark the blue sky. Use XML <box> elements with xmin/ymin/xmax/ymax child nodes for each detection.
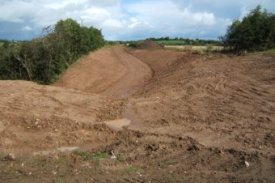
<box><xmin>0</xmin><ymin>0</ymin><xmax>274</xmax><ymax>40</ymax></box>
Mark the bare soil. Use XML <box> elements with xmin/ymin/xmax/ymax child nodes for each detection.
<box><xmin>0</xmin><ymin>46</ymin><xmax>274</xmax><ymax>183</ymax></box>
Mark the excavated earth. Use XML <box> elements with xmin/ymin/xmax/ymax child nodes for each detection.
<box><xmin>0</xmin><ymin>45</ymin><xmax>274</xmax><ymax>182</ymax></box>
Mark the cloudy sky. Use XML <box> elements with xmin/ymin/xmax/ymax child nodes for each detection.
<box><xmin>0</xmin><ymin>0</ymin><xmax>274</xmax><ymax>40</ymax></box>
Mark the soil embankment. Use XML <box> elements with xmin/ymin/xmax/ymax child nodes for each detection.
<box><xmin>0</xmin><ymin>45</ymin><xmax>274</xmax><ymax>182</ymax></box>
<box><xmin>55</xmin><ymin>46</ymin><xmax>152</xmax><ymax>98</ymax></box>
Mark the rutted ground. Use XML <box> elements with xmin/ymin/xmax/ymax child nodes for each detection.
<box><xmin>0</xmin><ymin>45</ymin><xmax>274</xmax><ymax>182</ymax></box>
<box><xmin>0</xmin><ymin>81</ymin><xmax>122</xmax><ymax>154</ymax></box>
<box><xmin>129</xmin><ymin>50</ymin><xmax>275</xmax><ymax>153</ymax></box>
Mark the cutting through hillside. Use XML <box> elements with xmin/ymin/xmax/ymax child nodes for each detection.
<box><xmin>0</xmin><ymin>43</ymin><xmax>274</xmax><ymax>182</ymax></box>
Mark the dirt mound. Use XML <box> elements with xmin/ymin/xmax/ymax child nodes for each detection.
<box><xmin>135</xmin><ymin>40</ymin><xmax>163</xmax><ymax>50</ymax></box>
<box><xmin>127</xmin><ymin>50</ymin><xmax>275</xmax><ymax>154</ymax></box>
<box><xmin>130</xmin><ymin>48</ymin><xmax>193</xmax><ymax>72</ymax></box>
<box><xmin>55</xmin><ymin>46</ymin><xmax>152</xmax><ymax>99</ymax></box>
<box><xmin>0</xmin><ymin>45</ymin><xmax>275</xmax><ymax>182</ymax></box>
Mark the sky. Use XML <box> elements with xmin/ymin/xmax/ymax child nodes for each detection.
<box><xmin>0</xmin><ymin>0</ymin><xmax>274</xmax><ymax>41</ymax></box>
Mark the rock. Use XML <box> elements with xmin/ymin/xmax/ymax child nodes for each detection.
<box><xmin>245</xmin><ymin>161</ymin><xmax>250</xmax><ymax>168</ymax></box>
<box><xmin>5</xmin><ymin>153</ymin><xmax>16</xmax><ymax>161</ymax></box>
<box><xmin>111</xmin><ymin>151</ymin><xmax>117</xmax><ymax>159</ymax></box>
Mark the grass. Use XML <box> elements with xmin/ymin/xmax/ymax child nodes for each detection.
<box><xmin>53</xmin><ymin>179</ymin><xmax>67</xmax><ymax>183</ymax></box>
<box><xmin>156</xmin><ymin>40</ymin><xmax>187</xmax><ymax>46</ymax></box>
<box><xmin>116</xmin><ymin>154</ymin><xmax>125</xmax><ymax>162</ymax></box>
<box><xmin>82</xmin><ymin>99</ymin><xmax>92</xmax><ymax>107</ymax></box>
<box><xmin>263</xmin><ymin>48</ymin><xmax>275</xmax><ymax>56</ymax></box>
<box><xmin>125</xmin><ymin>165</ymin><xmax>140</xmax><ymax>174</ymax></box>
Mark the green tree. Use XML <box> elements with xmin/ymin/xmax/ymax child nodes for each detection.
<box><xmin>0</xmin><ymin>18</ymin><xmax>105</xmax><ymax>84</ymax></box>
<box><xmin>222</xmin><ymin>6</ymin><xmax>275</xmax><ymax>52</ymax></box>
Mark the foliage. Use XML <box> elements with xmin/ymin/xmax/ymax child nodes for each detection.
<box><xmin>122</xmin><ymin>38</ymin><xmax>221</xmax><ymax>47</ymax></box>
<box><xmin>148</xmin><ymin>37</ymin><xmax>221</xmax><ymax>46</ymax></box>
<box><xmin>0</xmin><ymin>18</ymin><xmax>104</xmax><ymax>84</ymax></box>
<box><xmin>263</xmin><ymin>48</ymin><xmax>275</xmax><ymax>56</ymax></box>
<box><xmin>125</xmin><ymin>165</ymin><xmax>140</xmax><ymax>174</ymax></box>
<box><xmin>221</xmin><ymin>6</ymin><xmax>275</xmax><ymax>52</ymax></box>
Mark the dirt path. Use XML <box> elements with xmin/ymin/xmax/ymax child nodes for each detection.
<box><xmin>55</xmin><ymin>46</ymin><xmax>152</xmax><ymax>98</ymax></box>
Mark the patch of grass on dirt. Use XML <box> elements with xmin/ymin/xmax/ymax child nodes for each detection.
<box><xmin>263</xmin><ymin>48</ymin><xmax>275</xmax><ymax>56</ymax></box>
<box><xmin>125</xmin><ymin>165</ymin><xmax>140</xmax><ymax>174</ymax></box>
<box><xmin>53</xmin><ymin>179</ymin><xmax>67</xmax><ymax>183</ymax></box>
<box><xmin>116</xmin><ymin>154</ymin><xmax>125</xmax><ymax>162</ymax></box>
<box><xmin>82</xmin><ymin>99</ymin><xmax>92</xmax><ymax>107</ymax></box>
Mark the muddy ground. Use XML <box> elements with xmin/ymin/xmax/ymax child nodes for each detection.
<box><xmin>0</xmin><ymin>46</ymin><xmax>274</xmax><ymax>182</ymax></box>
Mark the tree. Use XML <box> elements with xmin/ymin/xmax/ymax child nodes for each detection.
<box><xmin>0</xmin><ymin>18</ymin><xmax>105</xmax><ymax>84</ymax></box>
<box><xmin>222</xmin><ymin>6</ymin><xmax>275</xmax><ymax>52</ymax></box>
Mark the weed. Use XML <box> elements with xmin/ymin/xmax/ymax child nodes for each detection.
<box><xmin>116</xmin><ymin>154</ymin><xmax>125</xmax><ymax>162</ymax></box>
<box><xmin>125</xmin><ymin>165</ymin><xmax>139</xmax><ymax>174</ymax></box>
<box><xmin>92</xmin><ymin>152</ymin><xmax>110</xmax><ymax>160</ymax></box>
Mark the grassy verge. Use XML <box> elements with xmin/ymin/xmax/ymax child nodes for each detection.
<box><xmin>263</xmin><ymin>48</ymin><xmax>275</xmax><ymax>56</ymax></box>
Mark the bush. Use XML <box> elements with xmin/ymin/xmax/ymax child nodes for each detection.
<box><xmin>221</xmin><ymin>6</ymin><xmax>275</xmax><ymax>52</ymax></box>
<box><xmin>0</xmin><ymin>18</ymin><xmax>105</xmax><ymax>84</ymax></box>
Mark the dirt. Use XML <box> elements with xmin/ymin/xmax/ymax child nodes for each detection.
<box><xmin>55</xmin><ymin>46</ymin><xmax>152</xmax><ymax>98</ymax></box>
<box><xmin>0</xmin><ymin>46</ymin><xmax>274</xmax><ymax>182</ymax></box>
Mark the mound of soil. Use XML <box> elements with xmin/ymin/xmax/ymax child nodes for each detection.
<box><xmin>55</xmin><ymin>46</ymin><xmax>152</xmax><ymax>99</ymax></box>
<box><xmin>135</xmin><ymin>40</ymin><xmax>163</xmax><ymax>50</ymax></box>
<box><xmin>0</xmin><ymin>45</ymin><xmax>275</xmax><ymax>182</ymax></box>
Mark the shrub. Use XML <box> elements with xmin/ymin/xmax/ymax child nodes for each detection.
<box><xmin>221</xmin><ymin>6</ymin><xmax>275</xmax><ymax>52</ymax></box>
<box><xmin>0</xmin><ymin>18</ymin><xmax>105</xmax><ymax>84</ymax></box>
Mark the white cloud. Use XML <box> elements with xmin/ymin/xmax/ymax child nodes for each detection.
<box><xmin>0</xmin><ymin>0</ymin><xmax>274</xmax><ymax>40</ymax></box>
<box><xmin>0</xmin><ymin>1</ymin><xmax>36</xmax><ymax>22</ymax></box>
<box><xmin>124</xmin><ymin>0</ymin><xmax>228</xmax><ymax>39</ymax></box>
<box><xmin>22</xmin><ymin>26</ymin><xmax>33</xmax><ymax>31</ymax></box>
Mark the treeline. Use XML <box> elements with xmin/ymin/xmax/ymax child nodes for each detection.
<box><xmin>113</xmin><ymin>37</ymin><xmax>221</xmax><ymax>47</ymax></box>
<box><xmin>221</xmin><ymin>6</ymin><xmax>275</xmax><ymax>52</ymax></box>
<box><xmin>147</xmin><ymin>37</ymin><xmax>221</xmax><ymax>46</ymax></box>
<box><xmin>0</xmin><ymin>18</ymin><xmax>104</xmax><ymax>84</ymax></box>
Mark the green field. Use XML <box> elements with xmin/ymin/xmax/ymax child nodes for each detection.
<box><xmin>152</xmin><ymin>38</ymin><xmax>221</xmax><ymax>46</ymax></box>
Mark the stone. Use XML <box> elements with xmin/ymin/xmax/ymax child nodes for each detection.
<box><xmin>5</xmin><ymin>153</ymin><xmax>16</xmax><ymax>161</ymax></box>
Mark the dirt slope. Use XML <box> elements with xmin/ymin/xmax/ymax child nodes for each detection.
<box><xmin>0</xmin><ymin>46</ymin><xmax>274</xmax><ymax>182</ymax></box>
<box><xmin>129</xmin><ymin>50</ymin><xmax>275</xmax><ymax>153</ymax></box>
<box><xmin>55</xmin><ymin>46</ymin><xmax>152</xmax><ymax>98</ymax></box>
